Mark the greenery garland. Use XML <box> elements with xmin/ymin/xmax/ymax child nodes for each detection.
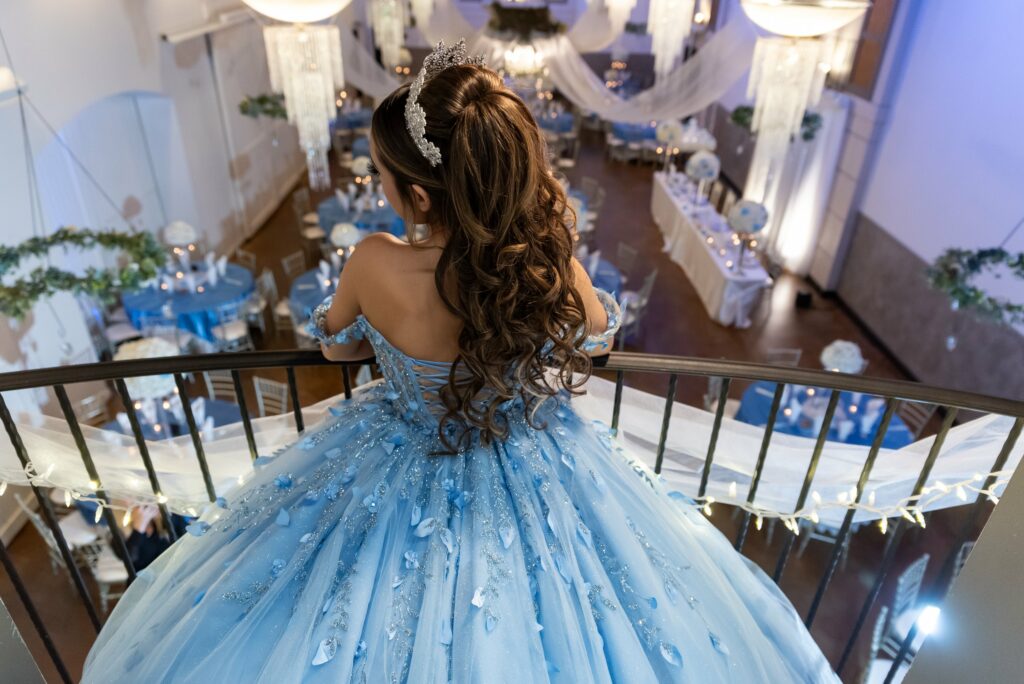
<box><xmin>239</xmin><ymin>93</ymin><xmax>287</xmax><ymax>121</ymax></box>
<box><xmin>730</xmin><ymin>105</ymin><xmax>822</xmax><ymax>142</ymax></box>
<box><xmin>927</xmin><ymin>247</ymin><xmax>1024</xmax><ymax>326</ymax></box>
<box><xmin>0</xmin><ymin>228</ymin><xmax>165</xmax><ymax>319</ymax></box>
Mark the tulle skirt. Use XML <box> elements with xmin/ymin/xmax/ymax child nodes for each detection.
<box><xmin>83</xmin><ymin>383</ymin><xmax>838</xmax><ymax>683</ymax></box>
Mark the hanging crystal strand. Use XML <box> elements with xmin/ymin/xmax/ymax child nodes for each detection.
<box><xmin>369</xmin><ymin>0</ymin><xmax>408</xmax><ymax>71</ymax></box>
<box><xmin>743</xmin><ymin>37</ymin><xmax>830</xmax><ymax>202</ymax></box>
<box><xmin>409</xmin><ymin>0</ymin><xmax>433</xmax><ymax>30</ymax></box>
<box><xmin>263</xmin><ymin>23</ymin><xmax>344</xmax><ymax>190</ymax></box>
<box><xmin>647</xmin><ymin>0</ymin><xmax>697</xmax><ymax>81</ymax></box>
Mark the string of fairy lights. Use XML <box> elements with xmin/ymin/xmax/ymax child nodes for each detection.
<box><xmin>0</xmin><ymin>457</ymin><xmax>1012</xmax><ymax>535</ymax></box>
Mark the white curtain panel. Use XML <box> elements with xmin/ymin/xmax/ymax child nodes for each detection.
<box><xmin>2</xmin><ymin>377</ymin><xmax>1017</xmax><ymax>528</ymax></box>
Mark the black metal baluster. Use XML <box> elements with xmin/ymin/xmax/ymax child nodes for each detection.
<box><xmin>173</xmin><ymin>374</ymin><xmax>216</xmax><ymax>503</ymax></box>
<box><xmin>611</xmin><ymin>370</ymin><xmax>624</xmax><ymax>434</ymax></box>
<box><xmin>735</xmin><ymin>383</ymin><xmax>786</xmax><ymax>552</ymax></box>
<box><xmin>286</xmin><ymin>366</ymin><xmax>304</xmax><ymax>433</ymax></box>
<box><xmin>837</xmin><ymin>406</ymin><xmax>957</xmax><ymax>674</ymax></box>
<box><xmin>698</xmin><ymin>377</ymin><xmax>731</xmax><ymax>499</ymax></box>
<box><xmin>342</xmin><ymin>366</ymin><xmax>353</xmax><ymax>400</ymax></box>
<box><xmin>230</xmin><ymin>370</ymin><xmax>258</xmax><ymax>461</ymax></box>
<box><xmin>653</xmin><ymin>374</ymin><xmax>678</xmax><ymax>474</ymax></box>
<box><xmin>113</xmin><ymin>379</ymin><xmax>177</xmax><ymax>542</ymax></box>
<box><xmin>774</xmin><ymin>389</ymin><xmax>841</xmax><ymax>581</ymax></box>
<box><xmin>882</xmin><ymin>416</ymin><xmax>1024</xmax><ymax>684</ymax></box>
<box><xmin>53</xmin><ymin>385</ymin><xmax>136</xmax><ymax>582</ymax></box>
<box><xmin>805</xmin><ymin>398</ymin><xmax>897</xmax><ymax>629</ymax></box>
<box><xmin>0</xmin><ymin>393</ymin><xmax>102</xmax><ymax>631</ymax></box>
<box><xmin>0</xmin><ymin>538</ymin><xmax>74</xmax><ymax>683</ymax></box>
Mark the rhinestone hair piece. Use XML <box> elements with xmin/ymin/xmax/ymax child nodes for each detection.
<box><xmin>405</xmin><ymin>39</ymin><xmax>486</xmax><ymax>167</ymax></box>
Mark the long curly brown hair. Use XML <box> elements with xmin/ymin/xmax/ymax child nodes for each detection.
<box><xmin>371</xmin><ymin>64</ymin><xmax>591</xmax><ymax>448</ymax></box>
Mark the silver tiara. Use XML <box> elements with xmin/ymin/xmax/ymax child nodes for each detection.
<box><xmin>405</xmin><ymin>40</ymin><xmax>486</xmax><ymax>167</ymax></box>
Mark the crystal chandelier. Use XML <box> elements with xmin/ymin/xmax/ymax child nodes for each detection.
<box><xmin>740</xmin><ymin>0</ymin><xmax>869</xmax><ymax>200</ymax></box>
<box><xmin>410</xmin><ymin>0</ymin><xmax>434</xmax><ymax>28</ymax></box>
<box><xmin>242</xmin><ymin>1</ymin><xmax>349</xmax><ymax>190</ymax></box>
<box><xmin>262</xmin><ymin>24</ymin><xmax>344</xmax><ymax>190</ymax></box>
<box><xmin>369</xmin><ymin>0</ymin><xmax>408</xmax><ymax>71</ymax></box>
<box><xmin>504</xmin><ymin>43</ymin><xmax>545</xmax><ymax>77</ymax></box>
<box><xmin>647</xmin><ymin>0</ymin><xmax>697</xmax><ymax>81</ymax></box>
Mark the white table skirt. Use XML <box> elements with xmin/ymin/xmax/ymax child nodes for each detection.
<box><xmin>651</xmin><ymin>173</ymin><xmax>771</xmax><ymax>328</ymax></box>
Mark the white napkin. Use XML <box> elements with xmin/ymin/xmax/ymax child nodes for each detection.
<box><xmin>330</xmin><ymin>252</ymin><xmax>342</xmax><ymax>272</ymax></box>
<box><xmin>587</xmin><ymin>251</ymin><xmax>601</xmax><ymax>278</ymax></box>
<box><xmin>206</xmin><ymin>268</ymin><xmax>218</xmax><ymax>287</ymax></box>
<box><xmin>216</xmin><ymin>254</ymin><xmax>228</xmax><ymax>276</ymax></box>
<box><xmin>178</xmin><ymin>251</ymin><xmax>191</xmax><ymax>270</ymax></box>
<box><xmin>347</xmin><ymin>183</ymin><xmax>357</xmax><ymax>198</ymax></box>
<box><xmin>335</xmin><ymin>188</ymin><xmax>346</xmax><ymax>205</ymax></box>
<box><xmin>169</xmin><ymin>395</ymin><xmax>185</xmax><ymax>424</ymax></box>
<box><xmin>184</xmin><ymin>273</ymin><xmax>196</xmax><ymax>291</ymax></box>
<box><xmin>115</xmin><ymin>412</ymin><xmax>132</xmax><ymax>433</ymax></box>
<box><xmin>201</xmin><ymin>415</ymin><xmax>215</xmax><ymax>442</ymax></box>
<box><xmin>191</xmin><ymin>397</ymin><xmax>206</xmax><ymax>425</ymax></box>
<box><xmin>204</xmin><ymin>252</ymin><xmax>216</xmax><ymax>271</ymax></box>
<box><xmin>318</xmin><ymin>260</ymin><xmax>330</xmax><ymax>276</ymax></box>
<box><xmin>837</xmin><ymin>420</ymin><xmax>855</xmax><ymax>442</ymax></box>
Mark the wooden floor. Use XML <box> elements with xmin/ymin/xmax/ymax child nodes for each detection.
<box><xmin>1</xmin><ymin>131</ymin><xmax>984</xmax><ymax>683</ymax></box>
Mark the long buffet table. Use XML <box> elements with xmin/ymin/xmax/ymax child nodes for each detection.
<box><xmin>651</xmin><ymin>172</ymin><xmax>771</xmax><ymax>328</ymax></box>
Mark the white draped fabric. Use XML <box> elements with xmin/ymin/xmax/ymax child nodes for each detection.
<box><xmin>2</xmin><ymin>378</ymin><xmax>1018</xmax><ymax>529</ymax></box>
<box><xmin>411</xmin><ymin>0</ymin><xmax>759</xmax><ymax>124</ymax></box>
<box><xmin>759</xmin><ymin>91</ymin><xmax>849</xmax><ymax>275</ymax></box>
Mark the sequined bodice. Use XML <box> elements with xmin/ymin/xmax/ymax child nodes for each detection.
<box><xmin>339</xmin><ymin>315</ymin><xmax>456</xmax><ymax>430</ymax></box>
<box><xmin>309</xmin><ymin>290</ymin><xmax>621</xmax><ymax>433</ymax></box>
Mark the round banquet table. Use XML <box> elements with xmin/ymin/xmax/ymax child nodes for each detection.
<box><xmin>539</xmin><ymin>112</ymin><xmax>574</xmax><ymax>133</ymax></box>
<box><xmin>290</xmin><ymin>268</ymin><xmax>341</xmax><ymax>320</ymax></box>
<box><xmin>336</xmin><ymin>109</ymin><xmax>372</xmax><ymax>130</ymax></box>
<box><xmin>734</xmin><ymin>381</ymin><xmax>914</xmax><ymax>448</ymax></box>
<box><xmin>611</xmin><ymin>121</ymin><xmax>658</xmax><ymax>142</ymax></box>
<box><xmin>122</xmin><ymin>264</ymin><xmax>255</xmax><ymax>343</ymax></box>
<box><xmin>102</xmin><ymin>398</ymin><xmax>243</xmax><ymax>440</ymax></box>
<box><xmin>352</xmin><ymin>136</ymin><xmax>370</xmax><ymax>158</ymax></box>
<box><xmin>318</xmin><ymin>196</ymin><xmax>405</xmax><ymax>237</ymax></box>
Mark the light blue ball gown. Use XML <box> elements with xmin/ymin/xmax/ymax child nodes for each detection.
<box><xmin>83</xmin><ymin>292</ymin><xmax>838</xmax><ymax>683</ymax></box>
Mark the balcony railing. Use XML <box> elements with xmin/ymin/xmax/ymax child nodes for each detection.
<box><xmin>1</xmin><ymin>349</ymin><xmax>1021</xmax><ymax>683</ymax></box>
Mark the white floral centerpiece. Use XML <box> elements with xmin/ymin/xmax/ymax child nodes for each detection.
<box><xmin>351</xmin><ymin>156</ymin><xmax>372</xmax><ymax>177</ymax></box>
<box><xmin>113</xmin><ymin>337</ymin><xmax>180</xmax><ymax>399</ymax></box>
<box><xmin>656</xmin><ymin>119</ymin><xmax>685</xmax><ymax>145</ymax></box>
<box><xmin>685</xmin><ymin>151</ymin><xmax>721</xmax><ymax>182</ymax></box>
<box><xmin>820</xmin><ymin>340</ymin><xmax>866</xmax><ymax>374</ymax></box>
<box><xmin>331</xmin><ymin>222</ymin><xmax>364</xmax><ymax>248</ymax></box>
<box><xmin>727</xmin><ymin>200</ymin><xmax>769</xmax><ymax>234</ymax></box>
<box><xmin>162</xmin><ymin>220</ymin><xmax>199</xmax><ymax>247</ymax></box>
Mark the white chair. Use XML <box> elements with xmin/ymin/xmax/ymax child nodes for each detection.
<box><xmin>618</xmin><ymin>269</ymin><xmax>658</xmax><ymax>349</ymax></box>
<box><xmin>81</xmin><ymin>541</ymin><xmax>128</xmax><ymax>613</ymax></box>
<box><xmin>138</xmin><ymin>314</ymin><xmax>196</xmax><ymax>354</ymax></box>
<box><xmin>234</xmin><ymin>248</ymin><xmax>258</xmax><ymax>272</ymax></box>
<box><xmin>898</xmin><ymin>401</ymin><xmax>937</xmax><ymax>440</ymax></box>
<box><xmin>281</xmin><ymin>251</ymin><xmax>307</xmax><ymax>282</ymax></box>
<box><xmin>70</xmin><ymin>381</ymin><xmax>112</xmax><ymax>426</ymax></box>
<box><xmin>273</xmin><ymin>300</ymin><xmax>296</xmax><ymax>336</ymax></box>
<box><xmin>15</xmin><ymin>495</ymin><xmax>99</xmax><ymax>575</ymax></box>
<box><xmin>615</xmin><ymin>242</ymin><xmax>639</xmax><ymax>280</ymax></box>
<box><xmin>293</xmin><ymin>321</ymin><xmax>320</xmax><ymax>350</ymax></box>
<box><xmin>764</xmin><ymin>348</ymin><xmax>803</xmax><ymax>367</ymax></box>
<box><xmin>883</xmin><ymin>553</ymin><xmax>930</xmax><ymax>656</ymax></box>
<box><xmin>203</xmin><ymin>370</ymin><xmax>237</xmax><ymax>403</ymax></box>
<box><xmin>253</xmin><ymin>377</ymin><xmax>290</xmax><ymax>417</ymax></box>
<box><xmin>704</xmin><ymin>376</ymin><xmax>741</xmax><ymax>419</ymax></box>
<box><xmin>244</xmin><ymin>269</ymin><xmax>278</xmax><ymax>335</ymax></box>
<box><xmin>796</xmin><ymin>520</ymin><xmax>854</xmax><ymax>570</ymax></box>
<box><xmin>211</xmin><ymin>306</ymin><xmax>254</xmax><ymax>352</ymax></box>
<box><xmin>861</xmin><ymin>606</ymin><xmax>911</xmax><ymax>683</ymax></box>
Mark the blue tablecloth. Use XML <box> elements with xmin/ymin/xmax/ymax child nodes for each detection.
<box><xmin>336</xmin><ymin>109</ymin><xmax>372</xmax><ymax>130</ymax></box>
<box><xmin>102</xmin><ymin>398</ymin><xmax>243</xmax><ymax>440</ymax></box>
<box><xmin>589</xmin><ymin>258</ymin><xmax>622</xmax><ymax>299</ymax></box>
<box><xmin>122</xmin><ymin>264</ymin><xmax>255</xmax><ymax>343</ymax></box>
<box><xmin>352</xmin><ymin>136</ymin><xmax>370</xmax><ymax>158</ymax></box>
<box><xmin>735</xmin><ymin>381</ymin><xmax>914</xmax><ymax>448</ymax></box>
<box><xmin>611</xmin><ymin>121</ymin><xmax>658</xmax><ymax>142</ymax></box>
<box><xmin>539</xmin><ymin>112</ymin><xmax>574</xmax><ymax>133</ymax></box>
<box><xmin>289</xmin><ymin>268</ymin><xmax>340</xmax><ymax>320</ymax></box>
<box><xmin>318</xmin><ymin>196</ymin><xmax>405</xmax><ymax>236</ymax></box>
